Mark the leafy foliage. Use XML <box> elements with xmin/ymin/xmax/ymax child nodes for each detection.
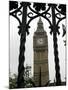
<box><xmin>9</xmin><ymin>74</ymin><xmax>17</xmax><ymax>89</ymax></box>
<box><xmin>9</xmin><ymin>66</ymin><xmax>35</xmax><ymax>88</ymax></box>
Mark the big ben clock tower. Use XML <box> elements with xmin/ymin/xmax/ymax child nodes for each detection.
<box><xmin>33</xmin><ymin>17</ymin><xmax>49</xmax><ymax>87</ymax></box>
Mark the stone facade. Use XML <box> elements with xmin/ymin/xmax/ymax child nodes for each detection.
<box><xmin>33</xmin><ymin>17</ymin><xmax>49</xmax><ymax>86</ymax></box>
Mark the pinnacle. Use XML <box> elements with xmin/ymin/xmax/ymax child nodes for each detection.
<box><xmin>38</xmin><ymin>17</ymin><xmax>43</xmax><ymax>24</ymax></box>
<box><xmin>36</xmin><ymin>17</ymin><xmax>44</xmax><ymax>32</ymax></box>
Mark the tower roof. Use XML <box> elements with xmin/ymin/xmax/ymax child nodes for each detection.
<box><xmin>36</xmin><ymin>17</ymin><xmax>44</xmax><ymax>32</ymax></box>
<box><xmin>38</xmin><ymin>17</ymin><xmax>43</xmax><ymax>24</ymax></box>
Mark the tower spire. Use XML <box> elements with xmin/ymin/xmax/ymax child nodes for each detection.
<box><xmin>36</xmin><ymin>17</ymin><xmax>44</xmax><ymax>32</ymax></box>
<box><xmin>38</xmin><ymin>17</ymin><xmax>43</xmax><ymax>24</ymax></box>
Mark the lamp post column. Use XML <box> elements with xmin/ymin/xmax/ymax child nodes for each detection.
<box><xmin>17</xmin><ymin>2</ymin><xmax>27</xmax><ymax>88</ymax></box>
<box><xmin>51</xmin><ymin>5</ymin><xmax>61</xmax><ymax>85</ymax></box>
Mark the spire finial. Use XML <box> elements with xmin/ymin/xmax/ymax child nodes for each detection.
<box><xmin>38</xmin><ymin>17</ymin><xmax>43</xmax><ymax>24</ymax></box>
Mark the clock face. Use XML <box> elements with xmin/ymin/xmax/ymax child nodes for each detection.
<box><xmin>37</xmin><ymin>38</ymin><xmax>44</xmax><ymax>45</ymax></box>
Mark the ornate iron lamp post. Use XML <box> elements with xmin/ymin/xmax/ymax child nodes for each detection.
<box><xmin>9</xmin><ymin>1</ymin><xmax>66</xmax><ymax>88</ymax></box>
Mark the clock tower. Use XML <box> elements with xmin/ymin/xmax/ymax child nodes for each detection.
<box><xmin>33</xmin><ymin>17</ymin><xmax>49</xmax><ymax>87</ymax></box>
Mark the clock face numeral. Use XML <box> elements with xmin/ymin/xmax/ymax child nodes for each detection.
<box><xmin>37</xmin><ymin>38</ymin><xmax>44</xmax><ymax>45</ymax></box>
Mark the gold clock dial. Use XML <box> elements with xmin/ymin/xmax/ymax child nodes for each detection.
<box><xmin>37</xmin><ymin>38</ymin><xmax>44</xmax><ymax>45</ymax></box>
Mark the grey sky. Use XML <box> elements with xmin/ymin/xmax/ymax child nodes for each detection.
<box><xmin>10</xmin><ymin>4</ymin><xmax>66</xmax><ymax>82</ymax></box>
